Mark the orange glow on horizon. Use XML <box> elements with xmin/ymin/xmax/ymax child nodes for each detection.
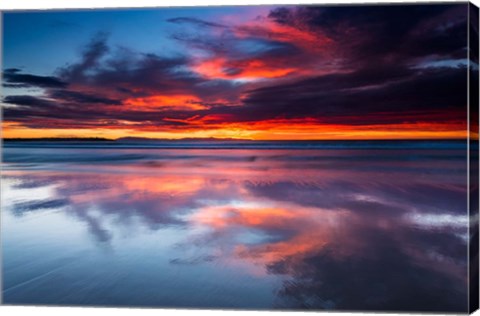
<box><xmin>2</xmin><ymin>120</ymin><xmax>467</xmax><ymax>140</ymax></box>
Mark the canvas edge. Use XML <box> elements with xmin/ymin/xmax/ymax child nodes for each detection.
<box><xmin>468</xmin><ymin>1</ymin><xmax>480</xmax><ymax>314</ymax></box>
<box><xmin>0</xmin><ymin>8</ymin><xmax>4</xmax><ymax>308</ymax></box>
<box><xmin>0</xmin><ymin>1</ymin><xmax>477</xmax><ymax>314</ymax></box>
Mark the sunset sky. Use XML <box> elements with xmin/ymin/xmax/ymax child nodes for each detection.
<box><xmin>1</xmin><ymin>4</ymin><xmax>472</xmax><ymax>140</ymax></box>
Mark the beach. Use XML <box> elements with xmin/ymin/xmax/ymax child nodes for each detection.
<box><xmin>1</xmin><ymin>141</ymin><xmax>470</xmax><ymax>311</ymax></box>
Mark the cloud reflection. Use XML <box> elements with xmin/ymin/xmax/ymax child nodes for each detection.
<box><xmin>2</xmin><ymin>148</ymin><xmax>469</xmax><ymax>311</ymax></box>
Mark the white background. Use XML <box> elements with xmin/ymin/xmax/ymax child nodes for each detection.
<box><xmin>0</xmin><ymin>0</ymin><xmax>479</xmax><ymax>316</ymax></box>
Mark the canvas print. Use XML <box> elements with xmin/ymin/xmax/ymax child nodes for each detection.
<box><xmin>1</xmin><ymin>2</ymin><xmax>479</xmax><ymax>313</ymax></box>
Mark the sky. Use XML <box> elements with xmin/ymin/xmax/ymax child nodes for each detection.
<box><xmin>1</xmin><ymin>3</ymin><xmax>474</xmax><ymax>140</ymax></box>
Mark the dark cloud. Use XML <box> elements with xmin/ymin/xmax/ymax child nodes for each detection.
<box><xmin>215</xmin><ymin>65</ymin><xmax>467</xmax><ymax>124</ymax></box>
<box><xmin>268</xmin><ymin>4</ymin><xmax>467</xmax><ymax>63</ymax></box>
<box><xmin>170</xmin><ymin>32</ymin><xmax>229</xmax><ymax>55</ymax></box>
<box><xmin>3</xmin><ymin>95</ymin><xmax>57</xmax><ymax>108</ymax></box>
<box><xmin>4</xmin><ymin>68</ymin><xmax>21</xmax><ymax>74</ymax></box>
<box><xmin>56</xmin><ymin>36</ymin><xmax>204</xmax><ymax>98</ymax></box>
<box><xmin>57</xmin><ymin>32</ymin><xmax>109</xmax><ymax>82</ymax></box>
<box><xmin>167</xmin><ymin>17</ymin><xmax>227</xmax><ymax>28</ymax></box>
<box><xmin>50</xmin><ymin>90</ymin><xmax>121</xmax><ymax>105</ymax></box>
<box><xmin>3</xmin><ymin>71</ymin><xmax>67</xmax><ymax>88</ymax></box>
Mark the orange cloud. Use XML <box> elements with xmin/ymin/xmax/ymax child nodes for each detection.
<box><xmin>193</xmin><ymin>57</ymin><xmax>297</xmax><ymax>80</ymax></box>
<box><xmin>124</xmin><ymin>94</ymin><xmax>206</xmax><ymax>110</ymax></box>
<box><xmin>235</xmin><ymin>19</ymin><xmax>325</xmax><ymax>50</ymax></box>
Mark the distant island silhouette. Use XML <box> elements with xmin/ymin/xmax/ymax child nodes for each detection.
<box><xmin>3</xmin><ymin>137</ymin><xmax>244</xmax><ymax>142</ymax></box>
<box><xmin>2</xmin><ymin>137</ymin><xmax>466</xmax><ymax>142</ymax></box>
<box><xmin>3</xmin><ymin>137</ymin><xmax>115</xmax><ymax>142</ymax></box>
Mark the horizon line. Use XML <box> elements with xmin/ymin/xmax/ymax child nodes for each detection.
<box><xmin>2</xmin><ymin>137</ymin><xmax>469</xmax><ymax>142</ymax></box>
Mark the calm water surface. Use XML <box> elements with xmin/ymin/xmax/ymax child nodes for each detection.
<box><xmin>1</xmin><ymin>143</ymin><xmax>470</xmax><ymax>311</ymax></box>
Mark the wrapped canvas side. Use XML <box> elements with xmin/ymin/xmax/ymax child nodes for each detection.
<box><xmin>469</xmin><ymin>2</ymin><xmax>479</xmax><ymax>314</ymax></box>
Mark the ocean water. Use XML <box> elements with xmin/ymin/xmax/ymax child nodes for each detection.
<box><xmin>1</xmin><ymin>141</ymin><xmax>471</xmax><ymax>311</ymax></box>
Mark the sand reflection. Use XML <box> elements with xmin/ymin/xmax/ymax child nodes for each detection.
<box><xmin>2</xmin><ymin>148</ymin><xmax>469</xmax><ymax>311</ymax></box>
